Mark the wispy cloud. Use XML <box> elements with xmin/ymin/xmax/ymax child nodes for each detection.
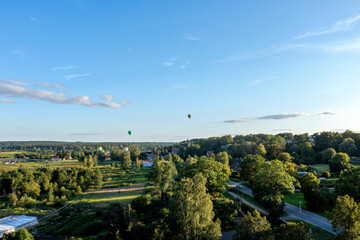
<box><xmin>217</xmin><ymin>113</ymin><xmax>310</xmax><ymax>123</ymax></box>
<box><xmin>118</xmin><ymin>99</ymin><xmax>132</xmax><ymax>105</ymax></box>
<box><xmin>34</xmin><ymin>83</ymin><xmax>67</xmax><ymax>89</ymax></box>
<box><xmin>1</xmin><ymin>79</ymin><xmax>28</xmax><ymax>87</ymax></box>
<box><xmin>218</xmin><ymin>14</ymin><xmax>360</xmax><ymax>63</ymax></box>
<box><xmin>182</xmin><ymin>33</ymin><xmax>206</xmax><ymax>41</ymax></box>
<box><xmin>163</xmin><ymin>57</ymin><xmax>190</xmax><ymax>69</ymax></box>
<box><xmin>316</xmin><ymin>111</ymin><xmax>340</xmax><ymax>116</ymax></box>
<box><xmin>101</xmin><ymin>95</ymin><xmax>115</xmax><ymax>101</ymax></box>
<box><xmin>29</xmin><ymin>17</ymin><xmax>37</xmax><ymax>21</ymax></box>
<box><xmin>164</xmin><ymin>62</ymin><xmax>174</xmax><ymax>67</ymax></box>
<box><xmin>219</xmin><ymin>119</ymin><xmax>248</xmax><ymax>123</ymax></box>
<box><xmin>0</xmin><ymin>99</ymin><xmax>13</xmax><ymax>103</ymax></box>
<box><xmin>0</xmin><ymin>81</ymin><xmax>131</xmax><ymax>109</ymax></box>
<box><xmin>258</xmin><ymin>113</ymin><xmax>310</xmax><ymax>120</ymax></box>
<box><xmin>65</xmin><ymin>73</ymin><xmax>91</xmax><ymax>80</ymax></box>
<box><xmin>51</xmin><ymin>65</ymin><xmax>76</xmax><ymax>71</ymax></box>
<box><xmin>295</xmin><ymin>14</ymin><xmax>360</xmax><ymax>39</ymax></box>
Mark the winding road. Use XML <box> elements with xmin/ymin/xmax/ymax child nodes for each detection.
<box><xmin>229</xmin><ymin>181</ymin><xmax>336</xmax><ymax>234</ymax></box>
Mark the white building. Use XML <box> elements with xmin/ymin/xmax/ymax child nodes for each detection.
<box><xmin>0</xmin><ymin>215</ymin><xmax>38</xmax><ymax>237</ymax></box>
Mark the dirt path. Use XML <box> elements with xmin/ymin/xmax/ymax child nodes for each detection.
<box><xmin>91</xmin><ymin>184</ymin><xmax>146</xmax><ymax>194</ymax></box>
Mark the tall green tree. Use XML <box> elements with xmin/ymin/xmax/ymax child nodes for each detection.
<box><xmin>339</xmin><ymin>138</ymin><xmax>357</xmax><ymax>156</ymax></box>
<box><xmin>329</xmin><ymin>153</ymin><xmax>350</xmax><ymax>173</ymax></box>
<box><xmin>335</xmin><ymin>167</ymin><xmax>360</xmax><ymax>202</ymax></box>
<box><xmin>240</xmin><ymin>154</ymin><xmax>265</xmax><ymax>183</ymax></box>
<box><xmin>148</xmin><ymin>160</ymin><xmax>177</xmax><ymax>202</ymax></box>
<box><xmin>180</xmin><ymin>157</ymin><xmax>231</xmax><ymax>197</ymax></box>
<box><xmin>121</xmin><ymin>150</ymin><xmax>132</xmax><ymax>169</ymax></box>
<box><xmin>168</xmin><ymin>174</ymin><xmax>221</xmax><ymax>240</ymax></box>
<box><xmin>276</xmin><ymin>222</ymin><xmax>310</xmax><ymax>240</ymax></box>
<box><xmin>253</xmin><ymin>160</ymin><xmax>296</xmax><ymax>218</ymax></box>
<box><xmin>301</xmin><ymin>173</ymin><xmax>320</xmax><ymax>210</ymax></box>
<box><xmin>321</xmin><ymin>148</ymin><xmax>336</xmax><ymax>164</ymax></box>
<box><xmin>277</xmin><ymin>152</ymin><xmax>292</xmax><ymax>162</ymax></box>
<box><xmin>215</xmin><ymin>151</ymin><xmax>229</xmax><ymax>166</ymax></box>
<box><xmin>254</xmin><ymin>144</ymin><xmax>267</xmax><ymax>157</ymax></box>
<box><xmin>329</xmin><ymin>195</ymin><xmax>360</xmax><ymax>239</ymax></box>
<box><xmin>299</xmin><ymin>142</ymin><xmax>316</xmax><ymax>164</ymax></box>
<box><xmin>233</xmin><ymin>210</ymin><xmax>273</xmax><ymax>240</ymax></box>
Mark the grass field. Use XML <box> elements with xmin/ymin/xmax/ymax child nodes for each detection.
<box><xmin>0</xmin><ymin>160</ymin><xmax>83</xmax><ymax>171</ymax></box>
<box><xmin>287</xmin><ymin>219</ymin><xmax>335</xmax><ymax>240</ymax></box>
<box><xmin>283</xmin><ymin>192</ymin><xmax>331</xmax><ymax>218</ymax></box>
<box><xmin>71</xmin><ymin>189</ymin><xmax>145</xmax><ymax>206</ymax></box>
<box><xmin>312</xmin><ymin>164</ymin><xmax>330</xmax><ymax>173</ymax></box>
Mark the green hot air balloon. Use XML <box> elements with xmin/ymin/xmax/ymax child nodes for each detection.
<box><xmin>128</xmin><ymin>130</ymin><xmax>132</xmax><ymax>136</ymax></box>
<box><xmin>187</xmin><ymin>114</ymin><xmax>191</xmax><ymax>119</ymax></box>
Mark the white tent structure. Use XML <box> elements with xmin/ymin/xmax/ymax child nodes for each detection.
<box><xmin>0</xmin><ymin>215</ymin><xmax>38</xmax><ymax>237</ymax></box>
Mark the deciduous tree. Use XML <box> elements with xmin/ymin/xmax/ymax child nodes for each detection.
<box><xmin>233</xmin><ymin>210</ymin><xmax>273</xmax><ymax>240</ymax></box>
<box><xmin>329</xmin><ymin>195</ymin><xmax>360</xmax><ymax>239</ymax></box>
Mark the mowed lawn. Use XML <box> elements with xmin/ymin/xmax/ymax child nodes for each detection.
<box><xmin>70</xmin><ymin>189</ymin><xmax>145</xmax><ymax>205</ymax></box>
<box><xmin>283</xmin><ymin>192</ymin><xmax>306</xmax><ymax>207</ymax></box>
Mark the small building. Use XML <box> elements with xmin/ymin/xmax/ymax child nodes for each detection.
<box><xmin>123</xmin><ymin>147</ymin><xmax>129</xmax><ymax>151</ymax></box>
<box><xmin>143</xmin><ymin>160</ymin><xmax>153</xmax><ymax>167</ymax></box>
<box><xmin>171</xmin><ymin>148</ymin><xmax>180</xmax><ymax>155</ymax></box>
<box><xmin>0</xmin><ymin>215</ymin><xmax>38</xmax><ymax>237</ymax></box>
<box><xmin>51</xmin><ymin>156</ymin><xmax>61</xmax><ymax>161</ymax></box>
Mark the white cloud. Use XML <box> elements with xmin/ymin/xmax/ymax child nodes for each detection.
<box><xmin>182</xmin><ymin>33</ymin><xmax>206</xmax><ymax>41</ymax></box>
<box><xmin>35</xmin><ymin>83</ymin><xmax>67</xmax><ymax>89</ymax></box>
<box><xmin>218</xmin><ymin>113</ymin><xmax>310</xmax><ymax>123</ymax></box>
<box><xmin>164</xmin><ymin>62</ymin><xmax>174</xmax><ymax>67</ymax></box>
<box><xmin>101</xmin><ymin>95</ymin><xmax>115</xmax><ymax>101</ymax></box>
<box><xmin>0</xmin><ymin>99</ymin><xmax>13</xmax><ymax>103</ymax></box>
<box><xmin>316</xmin><ymin>111</ymin><xmax>341</xmax><ymax>116</ymax></box>
<box><xmin>295</xmin><ymin>14</ymin><xmax>360</xmax><ymax>39</ymax></box>
<box><xmin>1</xmin><ymin>79</ymin><xmax>28</xmax><ymax>87</ymax></box>
<box><xmin>164</xmin><ymin>57</ymin><xmax>190</xmax><ymax>69</ymax></box>
<box><xmin>51</xmin><ymin>65</ymin><xmax>76</xmax><ymax>71</ymax></box>
<box><xmin>118</xmin><ymin>99</ymin><xmax>132</xmax><ymax>105</ymax></box>
<box><xmin>0</xmin><ymin>81</ymin><xmax>131</xmax><ymax>108</ymax></box>
<box><xmin>65</xmin><ymin>73</ymin><xmax>91</xmax><ymax>80</ymax></box>
<box><xmin>30</xmin><ymin>17</ymin><xmax>37</xmax><ymax>21</ymax></box>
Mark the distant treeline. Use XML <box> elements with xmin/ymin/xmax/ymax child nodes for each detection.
<box><xmin>0</xmin><ymin>142</ymin><xmax>173</xmax><ymax>160</ymax></box>
<box><xmin>159</xmin><ymin>130</ymin><xmax>360</xmax><ymax>165</ymax></box>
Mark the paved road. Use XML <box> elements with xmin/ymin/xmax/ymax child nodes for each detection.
<box><xmin>229</xmin><ymin>181</ymin><xmax>336</xmax><ymax>234</ymax></box>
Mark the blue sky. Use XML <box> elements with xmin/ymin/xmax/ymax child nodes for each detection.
<box><xmin>1</xmin><ymin>0</ymin><xmax>360</xmax><ymax>142</ymax></box>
